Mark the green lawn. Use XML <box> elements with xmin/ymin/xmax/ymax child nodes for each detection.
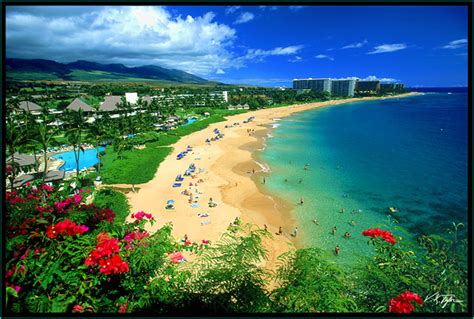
<box><xmin>100</xmin><ymin>143</ymin><xmax>173</xmax><ymax>184</ymax></box>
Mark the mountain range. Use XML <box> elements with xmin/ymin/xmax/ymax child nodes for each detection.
<box><xmin>6</xmin><ymin>58</ymin><xmax>213</xmax><ymax>84</ymax></box>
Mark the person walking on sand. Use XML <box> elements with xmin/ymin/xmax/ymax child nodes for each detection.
<box><xmin>278</xmin><ymin>226</ymin><xmax>283</xmax><ymax>235</ymax></box>
<box><xmin>335</xmin><ymin>245</ymin><xmax>340</xmax><ymax>256</ymax></box>
<box><xmin>292</xmin><ymin>227</ymin><xmax>298</xmax><ymax>237</ymax></box>
<box><xmin>252</xmin><ymin>168</ymin><xmax>255</xmax><ymax>174</ymax></box>
<box><xmin>264</xmin><ymin>224</ymin><xmax>268</xmax><ymax>231</ymax></box>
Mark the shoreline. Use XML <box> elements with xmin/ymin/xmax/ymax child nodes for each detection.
<box><xmin>124</xmin><ymin>92</ymin><xmax>421</xmax><ymax>269</ymax></box>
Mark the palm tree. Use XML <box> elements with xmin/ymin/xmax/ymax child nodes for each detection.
<box><xmin>34</xmin><ymin>106</ymin><xmax>59</xmax><ymax>180</ymax></box>
<box><xmin>64</xmin><ymin>109</ymin><xmax>86</xmax><ymax>179</ymax></box>
<box><xmin>86</xmin><ymin>110</ymin><xmax>109</xmax><ymax>175</ymax></box>
<box><xmin>5</xmin><ymin>99</ymin><xmax>24</xmax><ymax>191</ymax></box>
<box><xmin>113</xmin><ymin>134</ymin><xmax>131</xmax><ymax>160</ymax></box>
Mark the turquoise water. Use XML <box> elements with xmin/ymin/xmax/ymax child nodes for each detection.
<box><xmin>259</xmin><ymin>93</ymin><xmax>468</xmax><ymax>264</ymax></box>
<box><xmin>53</xmin><ymin>147</ymin><xmax>105</xmax><ymax>172</ymax></box>
<box><xmin>182</xmin><ymin>118</ymin><xmax>197</xmax><ymax>126</ymax></box>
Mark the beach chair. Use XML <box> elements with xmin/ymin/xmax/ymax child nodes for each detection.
<box><xmin>175</xmin><ymin>174</ymin><xmax>184</xmax><ymax>182</ymax></box>
<box><xmin>177</xmin><ymin>153</ymin><xmax>184</xmax><ymax>160</ymax></box>
<box><xmin>172</xmin><ymin>182</ymin><xmax>182</xmax><ymax>188</ymax></box>
<box><xmin>208</xmin><ymin>201</ymin><xmax>217</xmax><ymax>208</ymax></box>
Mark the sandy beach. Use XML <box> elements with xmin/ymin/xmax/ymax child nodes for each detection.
<box><xmin>122</xmin><ymin>92</ymin><xmax>420</xmax><ymax>269</ymax></box>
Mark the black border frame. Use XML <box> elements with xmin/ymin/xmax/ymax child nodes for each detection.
<box><xmin>1</xmin><ymin>1</ymin><xmax>472</xmax><ymax>318</ymax></box>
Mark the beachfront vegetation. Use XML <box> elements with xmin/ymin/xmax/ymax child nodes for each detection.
<box><xmin>5</xmin><ymin>182</ymin><xmax>468</xmax><ymax>315</ymax></box>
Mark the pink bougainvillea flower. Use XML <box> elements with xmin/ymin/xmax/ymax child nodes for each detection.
<box><xmin>131</xmin><ymin>211</ymin><xmax>153</xmax><ymax>221</ymax></box>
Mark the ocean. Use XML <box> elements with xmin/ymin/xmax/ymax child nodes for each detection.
<box><xmin>258</xmin><ymin>93</ymin><xmax>468</xmax><ymax>264</ymax></box>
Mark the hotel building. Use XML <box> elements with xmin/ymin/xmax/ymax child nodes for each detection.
<box><xmin>355</xmin><ymin>80</ymin><xmax>381</xmax><ymax>93</ymax></box>
<box><xmin>330</xmin><ymin>79</ymin><xmax>357</xmax><ymax>97</ymax></box>
<box><xmin>293</xmin><ymin>78</ymin><xmax>331</xmax><ymax>93</ymax></box>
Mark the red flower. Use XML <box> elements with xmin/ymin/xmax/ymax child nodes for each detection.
<box><xmin>42</xmin><ymin>184</ymin><xmax>54</xmax><ymax>192</ymax></box>
<box><xmin>389</xmin><ymin>291</ymin><xmax>423</xmax><ymax>313</ymax></box>
<box><xmin>72</xmin><ymin>304</ymin><xmax>83</xmax><ymax>313</ymax></box>
<box><xmin>362</xmin><ymin>228</ymin><xmax>396</xmax><ymax>245</ymax></box>
<box><xmin>46</xmin><ymin>219</ymin><xmax>89</xmax><ymax>239</ymax></box>
<box><xmin>131</xmin><ymin>211</ymin><xmax>153</xmax><ymax>221</ymax></box>
<box><xmin>118</xmin><ymin>303</ymin><xmax>128</xmax><ymax>313</ymax></box>
<box><xmin>84</xmin><ymin>232</ymin><xmax>122</xmax><ymax>268</ymax></box>
<box><xmin>99</xmin><ymin>254</ymin><xmax>129</xmax><ymax>275</ymax></box>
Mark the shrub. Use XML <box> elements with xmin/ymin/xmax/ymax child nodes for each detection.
<box><xmin>5</xmin><ymin>182</ymin><xmax>176</xmax><ymax>314</ymax></box>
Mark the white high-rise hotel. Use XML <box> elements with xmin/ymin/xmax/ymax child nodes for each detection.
<box><xmin>292</xmin><ymin>78</ymin><xmax>356</xmax><ymax>97</ymax></box>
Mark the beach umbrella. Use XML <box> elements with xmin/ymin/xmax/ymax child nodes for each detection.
<box><xmin>167</xmin><ymin>200</ymin><xmax>175</xmax><ymax>205</ymax></box>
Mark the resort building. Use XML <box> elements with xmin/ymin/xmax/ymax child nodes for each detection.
<box><xmin>125</xmin><ymin>92</ymin><xmax>138</xmax><ymax>104</ymax></box>
<box><xmin>99</xmin><ymin>96</ymin><xmax>121</xmax><ymax>112</ymax></box>
<box><xmin>380</xmin><ymin>83</ymin><xmax>405</xmax><ymax>92</ymax></box>
<box><xmin>293</xmin><ymin>78</ymin><xmax>331</xmax><ymax>93</ymax></box>
<box><xmin>66</xmin><ymin>98</ymin><xmax>94</xmax><ymax>112</ymax></box>
<box><xmin>355</xmin><ymin>80</ymin><xmax>381</xmax><ymax>93</ymax></box>
<box><xmin>19</xmin><ymin>101</ymin><xmax>42</xmax><ymax>114</ymax></box>
<box><xmin>210</xmin><ymin>91</ymin><xmax>229</xmax><ymax>102</ymax></box>
<box><xmin>330</xmin><ymin>79</ymin><xmax>356</xmax><ymax>97</ymax></box>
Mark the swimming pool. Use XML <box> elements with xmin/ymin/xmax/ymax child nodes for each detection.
<box><xmin>52</xmin><ymin>146</ymin><xmax>105</xmax><ymax>172</ymax></box>
<box><xmin>182</xmin><ymin>118</ymin><xmax>197</xmax><ymax>126</ymax></box>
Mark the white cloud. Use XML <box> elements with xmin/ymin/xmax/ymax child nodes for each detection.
<box><xmin>244</xmin><ymin>45</ymin><xmax>304</xmax><ymax>61</ymax></box>
<box><xmin>342</xmin><ymin>39</ymin><xmax>368</xmax><ymax>49</ymax></box>
<box><xmin>361</xmin><ymin>75</ymin><xmax>398</xmax><ymax>83</ymax></box>
<box><xmin>367</xmin><ymin>43</ymin><xmax>407</xmax><ymax>54</ymax></box>
<box><xmin>288</xmin><ymin>56</ymin><xmax>303</xmax><ymax>62</ymax></box>
<box><xmin>331</xmin><ymin>75</ymin><xmax>398</xmax><ymax>83</ymax></box>
<box><xmin>6</xmin><ymin>6</ymin><xmax>238</xmax><ymax>76</ymax></box>
<box><xmin>259</xmin><ymin>6</ymin><xmax>278</xmax><ymax>11</ymax></box>
<box><xmin>216</xmin><ymin>68</ymin><xmax>225</xmax><ymax>74</ymax></box>
<box><xmin>442</xmin><ymin>38</ymin><xmax>467</xmax><ymax>49</ymax></box>
<box><xmin>315</xmin><ymin>54</ymin><xmax>334</xmax><ymax>61</ymax></box>
<box><xmin>234</xmin><ymin>12</ymin><xmax>254</xmax><ymax>24</ymax></box>
<box><xmin>225</xmin><ymin>6</ymin><xmax>241</xmax><ymax>14</ymax></box>
<box><xmin>289</xmin><ymin>6</ymin><xmax>305</xmax><ymax>11</ymax></box>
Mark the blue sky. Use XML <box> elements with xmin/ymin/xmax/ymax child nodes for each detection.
<box><xmin>6</xmin><ymin>5</ymin><xmax>468</xmax><ymax>87</ymax></box>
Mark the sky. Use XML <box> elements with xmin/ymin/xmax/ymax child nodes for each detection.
<box><xmin>6</xmin><ymin>5</ymin><xmax>468</xmax><ymax>87</ymax></box>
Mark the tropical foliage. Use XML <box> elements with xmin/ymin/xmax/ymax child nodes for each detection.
<box><xmin>5</xmin><ymin>183</ymin><xmax>468</xmax><ymax>314</ymax></box>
